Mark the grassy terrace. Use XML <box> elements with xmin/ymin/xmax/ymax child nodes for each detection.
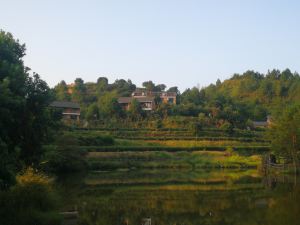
<box><xmin>53</xmin><ymin>127</ymin><xmax>269</xmax><ymax>170</ymax></box>
<box><xmin>87</xmin><ymin>151</ymin><xmax>262</xmax><ymax>170</ymax></box>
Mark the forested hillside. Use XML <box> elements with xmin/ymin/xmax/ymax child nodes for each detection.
<box><xmin>203</xmin><ymin>69</ymin><xmax>300</xmax><ymax>117</ymax></box>
<box><xmin>53</xmin><ymin>69</ymin><xmax>300</xmax><ymax>128</ymax></box>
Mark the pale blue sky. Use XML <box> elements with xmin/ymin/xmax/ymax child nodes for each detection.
<box><xmin>1</xmin><ymin>0</ymin><xmax>300</xmax><ymax>90</ymax></box>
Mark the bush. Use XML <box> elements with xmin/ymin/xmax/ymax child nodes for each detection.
<box><xmin>0</xmin><ymin>168</ymin><xmax>62</xmax><ymax>225</ymax></box>
<box><xmin>77</xmin><ymin>135</ymin><xmax>114</xmax><ymax>146</ymax></box>
<box><xmin>224</xmin><ymin>147</ymin><xmax>236</xmax><ymax>156</ymax></box>
<box><xmin>42</xmin><ymin>145</ymin><xmax>88</xmax><ymax>173</ymax></box>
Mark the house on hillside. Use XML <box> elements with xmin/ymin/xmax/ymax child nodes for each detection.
<box><xmin>252</xmin><ymin>116</ymin><xmax>272</xmax><ymax>128</ymax></box>
<box><xmin>118</xmin><ymin>88</ymin><xmax>177</xmax><ymax>111</ymax></box>
<box><xmin>132</xmin><ymin>88</ymin><xmax>177</xmax><ymax>104</ymax></box>
<box><xmin>118</xmin><ymin>96</ymin><xmax>155</xmax><ymax>111</ymax></box>
<box><xmin>50</xmin><ymin>101</ymin><xmax>80</xmax><ymax>120</ymax></box>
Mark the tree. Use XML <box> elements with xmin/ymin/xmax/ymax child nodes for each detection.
<box><xmin>0</xmin><ymin>30</ymin><xmax>59</xmax><ymax>186</ymax></box>
<box><xmin>54</xmin><ymin>80</ymin><xmax>70</xmax><ymax>101</ymax></box>
<box><xmin>72</xmin><ymin>77</ymin><xmax>86</xmax><ymax>102</ymax></box>
<box><xmin>20</xmin><ymin>73</ymin><xmax>59</xmax><ymax>164</ymax></box>
<box><xmin>98</xmin><ymin>92</ymin><xmax>123</xmax><ymax>118</ymax></box>
<box><xmin>181</xmin><ymin>87</ymin><xmax>203</xmax><ymax>105</ymax></box>
<box><xmin>267</xmin><ymin>104</ymin><xmax>300</xmax><ymax>173</ymax></box>
<box><xmin>155</xmin><ymin>84</ymin><xmax>166</xmax><ymax>91</ymax></box>
<box><xmin>96</xmin><ymin>77</ymin><xmax>108</xmax><ymax>95</ymax></box>
<box><xmin>86</xmin><ymin>103</ymin><xmax>99</xmax><ymax>120</ymax></box>
<box><xmin>154</xmin><ymin>94</ymin><xmax>162</xmax><ymax>106</ymax></box>
<box><xmin>128</xmin><ymin>99</ymin><xmax>143</xmax><ymax>120</ymax></box>
<box><xmin>142</xmin><ymin>81</ymin><xmax>155</xmax><ymax>91</ymax></box>
<box><xmin>167</xmin><ymin>86</ymin><xmax>179</xmax><ymax>94</ymax></box>
<box><xmin>97</xmin><ymin>77</ymin><xmax>108</xmax><ymax>85</ymax></box>
<box><xmin>111</xmin><ymin>79</ymin><xmax>136</xmax><ymax>96</ymax></box>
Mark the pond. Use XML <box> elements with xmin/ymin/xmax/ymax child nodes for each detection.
<box><xmin>57</xmin><ymin>169</ymin><xmax>300</xmax><ymax>225</ymax></box>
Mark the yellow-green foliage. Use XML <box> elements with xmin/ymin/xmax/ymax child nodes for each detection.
<box><xmin>87</xmin><ymin>150</ymin><xmax>261</xmax><ymax>170</ymax></box>
<box><xmin>224</xmin><ymin>147</ymin><xmax>235</xmax><ymax>156</ymax></box>
<box><xmin>0</xmin><ymin>167</ymin><xmax>61</xmax><ymax>225</ymax></box>
<box><xmin>148</xmin><ymin>140</ymin><xmax>263</xmax><ymax>147</ymax></box>
<box><xmin>16</xmin><ymin>167</ymin><xmax>52</xmax><ymax>187</ymax></box>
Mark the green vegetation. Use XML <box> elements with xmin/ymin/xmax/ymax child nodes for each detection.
<box><xmin>0</xmin><ymin>30</ymin><xmax>62</xmax><ymax>224</ymax></box>
<box><xmin>0</xmin><ymin>168</ymin><xmax>61</xmax><ymax>225</ymax></box>
<box><xmin>53</xmin><ymin>69</ymin><xmax>300</xmax><ymax>130</ymax></box>
<box><xmin>56</xmin><ymin>169</ymin><xmax>300</xmax><ymax>225</ymax></box>
<box><xmin>0</xmin><ymin>30</ymin><xmax>60</xmax><ymax>188</ymax></box>
<box><xmin>86</xmin><ymin>151</ymin><xmax>261</xmax><ymax>170</ymax></box>
<box><xmin>1</xmin><ymin>28</ymin><xmax>300</xmax><ymax>225</ymax></box>
<box><xmin>267</xmin><ymin>104</ymin><xmax>300</xmax><ymax>172</ymax></box>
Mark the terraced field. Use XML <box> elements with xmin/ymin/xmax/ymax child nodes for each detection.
<box><xmin>61</xmin><ymin>127</ymin><xmax>269</xmax><ymax>170</ymax></box>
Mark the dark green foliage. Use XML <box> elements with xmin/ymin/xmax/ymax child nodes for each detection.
<box><xmin>53</xmin><ymin>68</ymin><xmax>300</xmax><ymax>130</ymax></box>
<box><xmin>72</xmin><ymin>77</ymin><xmax>86</xmax><ymax>102</ymax></box>
<box><xmin>85</xmin><ymin>103</ymin><xmax>99</xmax><ymax>120</ymax></box>
<box><xmin>43</xmin><ymin>145</ymin><xmax>88</xmax><ymax>173</ymax></box>
<box><xmin>220</xmin><ymin>121</ymin><xmax>234</xmax><ymax>134</ymax></box>
<box><xmin>53</xmin><ymin>80</ymin><xmax>70</xmax><ymax>101</ymax></box>
<box><xmin>0</xmin><ymin>30</ymin><xmax>60</xmax><ymax>186</ymax></box>
<box><xmin>142</xmin><ymin>80</ymin><xmax>155</xmax><ymax>91</ymax></box>
<box><xmin>42</xmin><ymin>135</ymin><xmax>88</xmax><ymax>173</ymax></box>
<box><xmin>0</xmin><ymin>140</ymin><xmax>16</xmax><ymax>189</ymax></box>
<box><xmin>267</xmin><ymin>104</ymin><xmax>300</xmax><ymax>171</ymax></box>
<box><xmin>77</xmin><ymin>135</ymin><xmax>114</xmax><ymax>146</ymax></box>
<box><xmin>189</xmin><ymin>122</ymin><xmax>203</xmax><ymax>136</ymax></box>
<box><xmin>181</xmin><ymin>87</ymin><xmax>203</xmax><ymax>105</ymax></box>
<box><xmin>98</xmin><ymin>92</ymin><xmax>123</xmax><ymax>118</ymax></box>
<box><xmin>0</xmin><ymin>182</ymin><xmax>61</xmax><ymax>225</ymax></box>
<box><xmin>128</xmin><ymin>98</ymin><xmax>144</xmax><ymax>120</ymax></box>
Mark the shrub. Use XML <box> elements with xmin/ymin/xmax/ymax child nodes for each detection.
<box><xmin>77</xmin><ymin>135</ymin><xmax>114</xmax><ymax>146</ymax></box>
<box><xmin>16</xmin><ymin>167</ymin><xmax>51</xmax><ymax>186</ymax></box>
<box><xmin>0</xmin><ymin>168</ymin><xmax>62</xmax><ymax>225</ymax></box>
<box><xmin>42</xmin><ymin>145</ymin><xmax>88</xmax><ymax>173</ymax></box>
<box><xmin>224</xmin><ymin>147</ymin><xmax>236</xmax><ymax>156</ymax></box>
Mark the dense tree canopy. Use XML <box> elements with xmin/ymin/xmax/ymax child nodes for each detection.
<box><xmin>52</xmin><ymin>69</ymin><xmax>300</xmax><ymax>129</ymax></box>
<box><xmin>267</xmin><ymin>104</ymin><xmax>300</xmax><ymax>170</ymax></box>
<box><xmin>0</xmin><ymin>30</ymin><xmax>59</xmax><ymax>187</ymax></box>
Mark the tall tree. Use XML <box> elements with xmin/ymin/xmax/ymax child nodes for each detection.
<box><xmin>142</xmin><ymin>80</ymin><xmax>155</xmax><ymax>91</ymax></box>
<box><xmin>267</xmin><ymin>104</ymin><xmax>300</xmax><ymax>173</ymax></box>
<box><xmin>54</xmin><ymin>80</ymin><xmax>70</xmax><ymax>101</ymax></box>
<box><xmin>96</xmin><ymin>77</ymin><xmax>109</xmax><ymax>95</ymax></box>
<box><xmin>0</xmin><ymin>30</ymin><xmax>59</xmax><ymax>187</ymax></box>
<box><xmin>128</xmin><ymin>99</ymin><xmax>143</xmax><ymax>120</ymax></box>
<box><xmin>98</xmin><ymin>92</ymin><xmax>123</xmax><ymax>118</ymax></box>
<box><xmin>72</xmin><ymin>78</ymin><xmax>86</xmax><ymax>102</ymax></box>
<box><xmin>155</xmin><ymin>84</ymin><xmax>166</xmax><ymax>91</ymax></box>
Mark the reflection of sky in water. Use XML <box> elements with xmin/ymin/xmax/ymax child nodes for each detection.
<box><xmin>57</xmin><ymin>169</ymin><xmax>300</xmax><ymax>225</ymax></box>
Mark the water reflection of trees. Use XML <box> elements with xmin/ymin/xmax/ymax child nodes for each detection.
<box><xmin>57</xmin><ymin>171</ymin><xmax>300</xmax><ymax>225</ymax></box>
<box><xmin>75</xmin><ymin>185</ymin><xmax>299</xmax><ymax>225</ymax></box>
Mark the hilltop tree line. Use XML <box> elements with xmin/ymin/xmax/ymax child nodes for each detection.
<box><xmin>54</xmin><ymin>69</ymin><xmax>300</xmax><ymax>128</ymax></box>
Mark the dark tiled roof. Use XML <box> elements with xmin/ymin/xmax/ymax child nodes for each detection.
<box><xmin>133</xmin><ymin>89</ymin><xmax>176</xmax><ymax>96</ymax></box>
<box><xmin>252</xmin><ymin>121</ymin><xmax>268</xmax><ymax>127</ymax></box>
<box><xmin>118</xmin><ymin>97</ymin><xmax>132</xmax><ymax>104</ymax></box>
<box><xmin>50</xmin><ymin>101</ymin><xmax>80</xmax><ymax>109</ymax></box>
<box><xmin>135</xmin><ymin>97</ymin><xmax>155</xmax><ymax>102</ymax></box>
<box><xmin>118</xmin><ymin>97</ymin><xmax>155</xmax><ymax>104</ymax></box>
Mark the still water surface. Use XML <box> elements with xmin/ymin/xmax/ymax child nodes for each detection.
<box><xmin>58</xmin><ymin>169</ymin><xmax>300</xmax><ymax>225</ymax></box>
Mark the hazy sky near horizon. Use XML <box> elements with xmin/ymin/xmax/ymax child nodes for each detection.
<box><xmin>1</xmin><ymin>0</ymin><xmax>300</xmax><ymax>91</ymax></box>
